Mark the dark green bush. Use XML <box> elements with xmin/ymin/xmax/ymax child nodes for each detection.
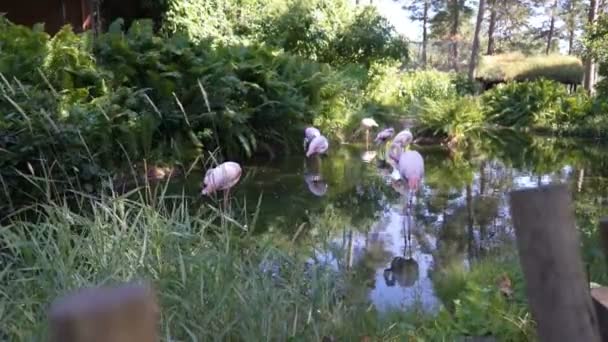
<box><xmin>482</xmin><ymin>79</ymin><xmax>572</xmax><ymax>128</ymax></box>
<box><xmin>415</xmin><ymin>96</ymin><xmax>485</xmax><ymax>140</ymax></box>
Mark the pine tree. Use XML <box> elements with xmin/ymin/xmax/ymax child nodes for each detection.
<box><xmin>400</xmin><ymin>0</ymin><xmax>432</xmax><ymax>66</ymax></box>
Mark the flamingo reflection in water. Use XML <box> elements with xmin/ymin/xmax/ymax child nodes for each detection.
<box><xmin>304</xmin><ymin>152</ymin><xmax>328</xmax><ymax>197</ymax></box>
<box><xmin>304</xmin><ymin>173</ymin><xmax>328</xmax><ymax>196</ymax></box>
<box><xmin>383</xmin><ymin>200</ymin><xmax>419</xmax><ymax>287</ymax></box>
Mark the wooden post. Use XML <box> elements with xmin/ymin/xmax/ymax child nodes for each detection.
<box><xmin>510</xmin><ymin>184</ymin><xmax>600</xmax><ymax>342</ymax></box>
<box><xmin>591</xmin><ymin>287</ymin><xmax>608</xmax><ymax>342</ymax></box>
<box><xmin>599</xmin><ymin>218</ymin><xmax>608</xmax><ymax>269</ymax></box>
<box><xmin>49</xmin><ymin>282</ymin><xmax>159</xmax><ymax>342</ymax></box>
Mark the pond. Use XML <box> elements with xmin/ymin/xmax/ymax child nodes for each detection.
<box><xmin>166</xmin><ymin>132</ymin><xmax>608</xmax><ymax>313</ymax></box>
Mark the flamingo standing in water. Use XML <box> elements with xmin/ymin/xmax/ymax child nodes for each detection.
<box><xmin>306</xmin><ymin>135</ymin><xmax>329</xmax><ymax>158</ymax></box>
<box><xmin>303</xmin><ymin>126</ymin><xmax>321</xmax><ymax>151</ymax></box>
<box><xmin>392</xmin><ymin>129</ymin><xmax>413</xmax><ymax>148</ymax></box>
<box><xmin>374</xmin><ymin>127</ymin><xmax>395</xmax><ymax>145</ymax></box>
<box><xmin>397</xmin><ymin>150</ymin><xmax>424</xmax><ymax>211</ymax></box>
<box><xmin>361</xmin><ymin>118</ymin><xmax>379</xmax><ymax>148</ymax></box>
<box><xmin>201</xmin><ymin>161</ymin><xmax>242</xmax><ymax>208</ymax></box>
<box><xmin>386</xmin><ymin>129</ymin><xmax>415</xmax><ymax>167</ymax></box>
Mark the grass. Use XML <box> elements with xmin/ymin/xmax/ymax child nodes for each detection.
<box><xmin>0</xmin><ymin>181</ymin><xmax>346</xmax><ymax>340</ymax></box>
<box><xmin>0</xmin><ymin>171</ymin><xmax>537</xmax><ymax>341</ymax></box>
<box><xmin>476</xmin><ymin>52</ymin><xmax>583</xmax><ymax>85</ymax></box>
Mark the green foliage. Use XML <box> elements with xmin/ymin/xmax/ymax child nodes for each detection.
<box><xmin>416</xmin><ymin>96</ymin><xmax>485</xmax><ymax>140</ymax></box>
<box><xmin>0</xmin><ymin>18</ymin><xmax>48</xmax><ymax>82</ymax></box>
<box><xmin>330</xmin><ymin>6</ymin><xmax>408</xmax><ymax>67</ymax></box>
<box><xmin>583</xmin><ymin>15</ymin><xmax>608</xmax><ymax>75</ymax></box>
<box><xmin>426</xmin><ymin>258</ymin><xmax>534</xmax><ymax>341</ymax></box>
<box><xmin>162</xmin><ymin>0</ymin><xmax>266</xmax><ymax>43</ymax></box>
<box><xmin>482</xmin><ymin>79</ymin><xmax>582</xmax><ymax>128</ymax></box>
<box><xmin>399</xmin><ymin>70</ymin><xmax>458</xmax><ymax>109</ymax></box>
<box><xmin>0</xmin><ymin>193</ymin><xmax>348</xmax><ymax>340</ymax></box>
<box><xmin>260</xmin><ymin>0</ymin><xmax>348</xmax><ymax>61</ymax></box>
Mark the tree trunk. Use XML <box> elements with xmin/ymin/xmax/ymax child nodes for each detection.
<box><xmin>585</xmin><ymin>0</ymin><xmax>599</xmax><ymax>93</ymax></box>
<box><xmin>422</xmin><ymin>1</ymin><xmax>429</xmax><ymax>67</ymax></box>
<box><xmin>546</xmin><ymin>0</ymin><xmax>558</xmax><ymax>55</ymax></box>
<box><xmin>469</xmin><ymin>0</ymin><xmax>486</xmax><ymax>80</ymax></box>
<box><xmin>487</xmin><ymin>0</ymin><xmax>497</xmax><ymax>55</ymax></box>
<box><xmin>568</xmin><ymin>28</ymin><xmax>575</xmax><ymax>55</ymax></box>
<box><xmin>451</xmin><ymin>0</ymin><xmax>460</xmax><ymax>71</ymax></box>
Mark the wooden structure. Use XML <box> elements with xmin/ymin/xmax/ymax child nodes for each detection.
<box><xmin>48</xmin><ymin>282</ymin><xmax>159</xmax><ymax>342</ymax></box>
<box><xmin>476</xmin><ymin>53</ymin><xmax>583</xmax><ymax>91</ymax></box>
<box><xmin>0</xmin><ymin>0</ymin><xmax>160</xmax><ymax>35</ymax></box>
<box><xmin>510</xmin><ymin>185</ymin><xmax>600</xmax><ymax>342</ymax></box>
<box><xmin>0</xmin><ymin>0</ymin><xmax>96</xmax><ymax>34</ymax></box>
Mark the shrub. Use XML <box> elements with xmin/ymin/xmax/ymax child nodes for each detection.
<box><xmin>399</xmin><ymin>70</ymin><xmax>457</xmax><ymax>111</ymax></box>
<box><xmin>415</xmin><ymin>96</ymin><xmax>485</xmax><ymax>140</ymax></box>
<box><xmin>482</xmin><ymin>79</ymin><xmax>571</xmax><ymax>128</ymax></box>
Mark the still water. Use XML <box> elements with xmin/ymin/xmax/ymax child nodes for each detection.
<box><xmin>172</xmin><ymin>132</ymin><xmax>608</xmax><ymax>313</ymax></box>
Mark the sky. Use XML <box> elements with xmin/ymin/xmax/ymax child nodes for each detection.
<box><xmin>374</xmin><ymin>0</ymin><xmax>423</xmax><ymax>41</ymax></box>
<box><xmin>368</xmin><ymin>0</ymin><xmax>566</xmax><ymax>52</ymax></box>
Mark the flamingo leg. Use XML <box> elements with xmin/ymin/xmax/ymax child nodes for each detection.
<box><xmin>223</xmin><ymin>189</ymin><xmax>230</xmax><ymax>212</ymax></box>
<box><xmin>365</xmin><ymin>130</ymin><xmax>369</xmax><ymax>149</ymax></box>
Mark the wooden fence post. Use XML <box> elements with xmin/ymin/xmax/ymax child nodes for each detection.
<box><xmin>510</xmin><ymin>184</ymin><xmax>600</xmax><ymax>342</ymax></box>
<box><xmin>48</xmin><ymin>282</ymin><xmax>159</xmax><ymax>342</ymax></box>
<box><xmin>591</xmin><ymin>218</ymin><xmax>608</xmax><ymax>342</ymax></box>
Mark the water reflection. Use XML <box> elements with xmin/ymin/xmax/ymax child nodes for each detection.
<box><xmin>168</xmin><ymin>132</ymin><xmax>608</xmax><ymax>312</ymax></box>
<box><xmin>361</xmin><ymin>150</ymin><xmax>377</xmax><ymax>163</ymax></box>
<box><xmin>304</xmin><ymin>173</ymin><xmax>328</xmax><ymax>197</ymax></box>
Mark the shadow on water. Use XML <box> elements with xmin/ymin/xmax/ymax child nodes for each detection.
<box><xmin>162</xmin><ymin>131</ymin><xmax>608</xmax><ymax>312</ymax></box>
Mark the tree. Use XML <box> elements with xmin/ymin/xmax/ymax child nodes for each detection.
<box><xmin>584</xmin><ymin>0</ymin><xmax>600</xmax><ymax>93</ymax></box>
<box><xmin>545</xmin><ymin>0</ymin><xmax>560</xmax><ymax>54</ymax></box>
<box><xmin>430</xmin><ymin>0</ymin><xmax>474</xmax><ymax>71</ymax></box>
<box><xmin>400</xmin><ymin>0</ymin><xmax>432</xmax><ymax>66</ymax></box>
<box><xmin>486</xmin><ymin>0</ymin><xmax>497</xmax><ymax>54</ymax></box>
<box><xmin>469</xmin><ymin>0</ymin><xmax>486</xmax><ymax>80</ymax></box>
<box><xmin>560</xmin><ymin>0</ymin><xmax>586</xmax><ymax>55</ymax></box>
<box><xmin>485</xmin><ymin>0</ymin><xmax>536</xmax><ymax>54</ymax></box>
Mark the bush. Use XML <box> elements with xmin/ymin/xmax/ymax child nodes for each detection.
<box><xmin>482</xmin><ymin>79</ymin><xmax>575</xmax><ymax>128</ymax></box>
<box><xmin>399</xmin><ymin>70</ymin><xmax>458</xmax><ymax>111</ymax></box>
<box><xmin>162</xmin><ymin>0</ymin><xmax>267</xmax><ymax>43</ymax></box>
<box><xmin>415</xmin><ymin>96</ymin><xmax>485</xmax><ymax>140</ymax></box>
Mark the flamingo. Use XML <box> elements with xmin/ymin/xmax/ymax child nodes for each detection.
<box><xmin>392</xmin><ymin>129</ymin><xmax>414</xmax><ymax>148</ymax></box>
<box><xmin>201</xmin><ymin>161</ymin><xmax>242</xmax><ymax>208</ymax></box>
<box><xmin>374</xmin><ymin>127</ymin><xmax>395</xmax><ymax>145</ymax></box>
<box><xmin>306</xmin><ymin>135</ymin><xmax>329</xmax><ymax>158</ymax></box>
<box><xmin>361</xmin><ymin>117</ymin><xmax>379</xmax><ymax>148</ymax></box>
<box><xmin>303</xmin><ymin>126</ymin><xmax>321</xmax><ymax>151</ymax></box>
<box><xmin>398</xmin><ymin>150</ymin><xmax>424</xmax><ymax>211</ymax></box>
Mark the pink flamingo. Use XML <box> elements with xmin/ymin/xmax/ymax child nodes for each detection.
<box><xmin>374</xmin><ymin>127</ymin><xmax>395</xmax><ymax>145</ymax></box>
<box><xmin>361</xmin><ymin>118</ymin><xmax>379</xmax><ymax>148</ymax></box>
<box><xmin>392</xmin><ymin>129</ymin><xmax>413</xmax><ymax>147</ymax></box>
<box><xmin>201</xmin><ymin>161</ymin><xmax>242</xmax><ymax>208</ymax></box>
<box><xmin>398</xmin><ymin>150</ymin><xmax>424</xmax><ymax>211</ymax></box>
<box><xmin>304</xmin><ymin>126</ymin><xmax>321</xmax><ymax>150</ymax></box>
<box><xmin>306</xmin><ymin>135</ymin><xmax>329</xmax><ymax>158</ymax></box>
